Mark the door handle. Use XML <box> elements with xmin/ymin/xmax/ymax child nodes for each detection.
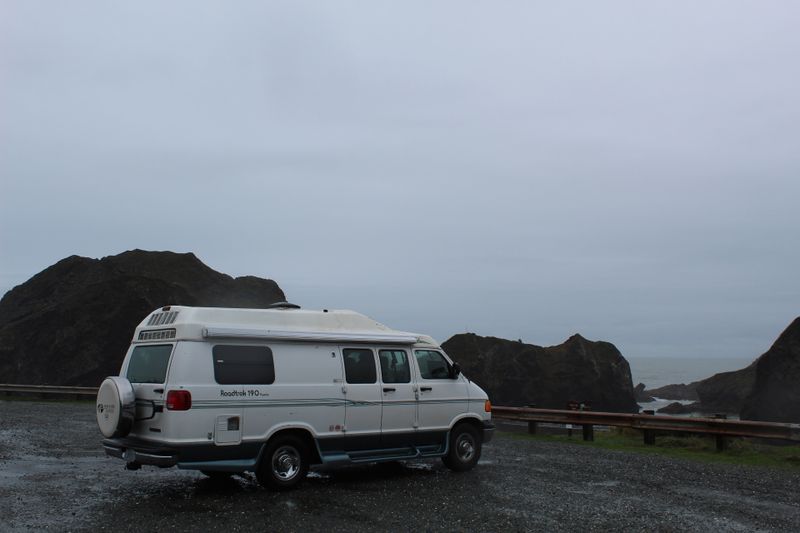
<box><xmin>420</xmin><ymin>386</ymin><xmax>432</xmax><ymax>392</ymax></box>
<box><xmin>383</xmin><ymin>387</ymin><xmax>396</xmax><ymax>393</ymax></box>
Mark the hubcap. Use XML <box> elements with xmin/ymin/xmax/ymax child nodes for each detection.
<box><xmin>272</xmin><ymin>446</ymin><xmax>300</xmax><ymax>480</ymax></box>
<box><xmin>456</xmin><ymin>433</ymin><xmax>475</xmax><ymax>462</ymax></box>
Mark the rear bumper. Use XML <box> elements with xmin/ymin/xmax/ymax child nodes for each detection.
<box><xmin>103</xmin><ymin>438</ymin><xmax>178</xmax><ymax>467</ymax></box>
<box><xmin>482</xmin><ymin>421</ymin><xmax>496</xmax><ymax>444</ymax></box>
<box><xmin>102</xmin><ymin>437</ymin><xmax>264</xmax><ymax>470</ymax></box>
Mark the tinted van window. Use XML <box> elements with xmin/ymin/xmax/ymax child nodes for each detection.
<box><xmin>414</xmin><ymin>350</ymin><xmax>451</xmax><ymax>380</ymax></box>
<box><xmin>213</xmin><ymin>345</ymin><xmax>275</xmax><ymax>385</ymax></box>
<box><xmin>343</xmin><ymin>348</ymin><xmax>376</xmax><ymax>384</ymax></box>
<box><xmin>379</xmin><ymin>349</ymin><xmax>411</xmax><ymax>383</ymax></box>
<box><xmin>127</xmin><ymin>345</ymin><xmax>173</xmax><ymax>383</ymax></box>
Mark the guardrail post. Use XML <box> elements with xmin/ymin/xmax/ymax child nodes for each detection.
<box><xmin>714</xmin><ymin>414</ymin><xmax>727</xmax><ymax>451</ymax></box>
<box><xmin>580</xmin><ymin>403</ymin><xmax>594</xmax><ymax>441</ymax></box>
<box><xmin>642</xmin><ymin>410</ymin><xmax>656</xmax><ymax>445</ymax></box>
<box><xmin>526</xmin><ymin>405</ymin><xmax>537</xmax><ymax>434</ymax></box>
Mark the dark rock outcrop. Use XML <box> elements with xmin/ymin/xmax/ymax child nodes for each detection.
<box><xmin>645</xmin><ymin>382</ymin><xmax>700</xmax><ymax>401</ymax></box>
<box><xmin>694</xmin><ymin>364</ymin><xmax>756</xmax><ymax>413</ymax></box>
<box><xmin>442</xmin><ymin>333</ymin><xmax>638</xmax><ymax>413</ymax></box>
<box><xmin>643</xmin><ymin>368</ymin><xmax>755</xmax><ymax>414</ymax></box>
<box><xmin>656</xmin><ymin>402</ymin><xmax>696</xmax><ymax>415</ymax></box>
<box><xmin>634</xmin><ymin>383</ymin><xmax>655</xmax><ymax>403</ymax></box>
<box><xmin>0</xmin><ymin>250</ymin><xmax>285</xmax><ymax>386</ymax></box>
<box><xmin>740</xmin><ymin>318</ymin><xmax>800</xmax><ymax>423</ymax></box>
<box><xmin>642</xmin><ymin>318</ymin><xmax>800</xmax><ymax>419</ymax></box>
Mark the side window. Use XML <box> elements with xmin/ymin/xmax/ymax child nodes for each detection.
<box><xmin>213</xmin><ymin>345</ymin><xmax>275</xmax><ymax>385</ymax></box>
<box><xmin>343</xmin><ymin>348</ymin><xmax>377</xmax><ymax>384</ymax></box>
<box><xmin>379</xmin><ymin>349</ymin><xmax>411</xmax><ymax>384</ymax></box>
<box><xmin>414</xmin><ymin>350</ymin><xmax>451</xmax><ymax>380</ymax></box>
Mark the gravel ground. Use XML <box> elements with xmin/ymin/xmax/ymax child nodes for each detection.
<box><xmin>1</xmin><ymin>400</ymin><xmax>799</xmax><ymax>532</ymax></box>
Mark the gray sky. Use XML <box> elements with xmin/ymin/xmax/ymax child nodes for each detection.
<box><xmin>1</xmin><ymin>1</ymin><xmax>798</xmax><ymax>360</ymax></box>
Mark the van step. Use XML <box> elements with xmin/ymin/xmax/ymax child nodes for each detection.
<box><xmin>320</xmin><ymin>446</ymin><xmax>436</xmax><ymax>465</ymax></box>
<box><xmin>348</xmin><ymin>446</ymin><xmax>419</xmax><ymax>461</ymax></box>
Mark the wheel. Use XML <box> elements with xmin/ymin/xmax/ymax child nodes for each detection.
<box><xmin>442</xmin><ymin>424</ymin><xmax>481</xmax><ymax>471</ymax></box>
<box><xmin>256</xmin><ymin>436</ymin><xmax>309</xmax><ymax>490</ymax></box>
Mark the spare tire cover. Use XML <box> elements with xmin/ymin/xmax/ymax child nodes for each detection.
<box><xmin>96</xmin><ymin>376</ymin><xmax>136</xmax><ymax>438</ymax></box>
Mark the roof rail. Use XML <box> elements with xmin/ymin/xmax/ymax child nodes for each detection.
<box><xmin>266</xmin><ymin>301</ymin><xmax>301</xmax><ymax>309</ymax></box>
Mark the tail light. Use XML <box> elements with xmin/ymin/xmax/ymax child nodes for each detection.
<box><xmin>166</xmin><ymin>390</ymin><xmax>192</xmax><ymax>411</ymax></box>
<box><xmin>485</xmin><ymin>400</ymin><xmax>492</xmax><ymax>413</ymax></box>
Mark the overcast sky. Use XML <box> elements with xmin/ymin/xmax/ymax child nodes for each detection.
<box><xmin>1</xmin><ymin>1</ymin><xmax>798</xmax><ymax>361</ymax></box>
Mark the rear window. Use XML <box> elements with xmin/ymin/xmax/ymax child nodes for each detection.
<box><xmin>127</xmin><ymin>344</ymin><xmax>173</xmax><ymax>384</ymax></box>
<box><xmin>213</xmin><ymin>345</ymin><xmax>275</xmax><ymax>385</ymax></box>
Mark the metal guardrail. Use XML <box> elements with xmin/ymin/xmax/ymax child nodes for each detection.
<box><xmin>0</xmin><ymin>383</ymin><xmax>98</xmax><ymax>398</ymax></box>
<box><xmin>3</xmin><ymin>384</ymin><xmax>799</xmax><ymax>448</ymax></box>
<box><xmin>492</xmin><ymin>406</ymin><xmax>800</xmax><ymax>448</ymax></box>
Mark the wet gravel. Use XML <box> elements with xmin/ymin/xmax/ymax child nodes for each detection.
<box><xmin>2</xmin><ymin>400</ymin><xmax>800</xmax><ymax>532</ymax></box>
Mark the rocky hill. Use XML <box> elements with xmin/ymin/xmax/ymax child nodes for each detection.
<box><xmin>741</xmin><ymin>317</ymin><xmax>800</xmax><ymax>423</ymax></box>
<box><xmin>0</xmin><ymin>250</ymin><xmax>285</xmax><ymax>386</ymax></box>
<box><xmin>640</xmin><ymin>318</ymin><xmax>800</xmax><ymax>422</ymax></box>
<box><xmin>643</xmin><ymin>382</ymin><xmax>700</xmax><ymax>401</ymax></box>
<box><xmin>695</xmin><ymin>363</ymin><xmax>757</xmax><ymax>413</ymax></box>
<box><xmin>442</xmin><ymin>333</ymin><xmax>638</xmax><ymax>413</ymax></box>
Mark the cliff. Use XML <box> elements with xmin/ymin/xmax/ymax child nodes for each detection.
<box><xmin>643</xmin><ymin>382</ymin><xmax>700</xmax><ymax>401</ymax></box>
<box><xmin>442</xmin><ymin>333</ymin><xmax>638</xmax><ymax>413</ymax></box>
<box><xmin>641</xmin><ymin>318</ymin><xmax>800</xmax><ymax>420</ymax></box>
<box><xmin>740</xmin><ymin>317</ymin><xmax>800</xmax><ymax>423</ymax></box>
<box><xmin>0</xmin><ymin>250</ymin><xmax>285</xmax><ymax>386</ymax></box>
<box><xmin>694</xmin><ymin>364</ymin><xmax>757</xmax><ymax>413</ymax></box>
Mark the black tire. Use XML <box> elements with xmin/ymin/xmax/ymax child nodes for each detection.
<box><xmin>442</xmin><ymin>424</ymin><xmax>481</xmax><ymax>471</ymax></box>
<box><xmin>256</xmin><ymin>436</ymin><xmax>309</xmax><ymax>490</ymax></box>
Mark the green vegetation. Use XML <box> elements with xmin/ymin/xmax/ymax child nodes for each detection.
<box><xmin>504</xmin><ymin>428</ymin><xmax>800</xmax><ymax>470</ymax></box>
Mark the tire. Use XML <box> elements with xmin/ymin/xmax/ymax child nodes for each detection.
<box><xmin>442</xmin><ymin>423</ymin><xmax>481</xmax><ymax>472</ymax></box>
<box><xmin>256</xmin><ymin>436</ymin><xmax>309</xmax><ymax>490</ymax></box>
<box><xmin>96</xmin><ymin>376</ymin><xmax>136</xmax><ymax>438</ymax></box>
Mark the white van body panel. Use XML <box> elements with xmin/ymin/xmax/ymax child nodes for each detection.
<box><xmin>103</xmin><ymin>306</ymin><xmax>493</xmax><ymax>474</ymax></box>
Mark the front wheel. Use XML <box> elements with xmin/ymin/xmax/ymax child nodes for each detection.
<box><xmin>442</xmin><ymin>424</ymin><xmax>481</xmax><ymax>471</ymax></box>
<box><xmin>256</xmin><ymin>436</ymin><xmax>309</xmax><ymax>490</ymax></box>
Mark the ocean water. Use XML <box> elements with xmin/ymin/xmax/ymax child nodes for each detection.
<box><xmin>627</xmin><ymin>356</ymin><xmax>754</xmax><ymax>390</ymax></box>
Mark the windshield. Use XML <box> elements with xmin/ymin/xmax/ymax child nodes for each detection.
<box><xmin>126</xmin><ymin>344</ymin><xmax>173</xmax><ymax>383</ymax></box>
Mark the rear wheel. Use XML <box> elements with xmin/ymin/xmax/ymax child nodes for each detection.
<box><xmin>442</xmin><ymin>424</ymin><xmax>481</xmax><ymax>471</ymax></box>
<box><xmin>256</xmin><ymin>436</ymin><xmax>309</xmax><ymax>490</ymax></box>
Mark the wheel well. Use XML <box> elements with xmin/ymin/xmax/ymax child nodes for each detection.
<box><xmin>452</xmin><ymin>417</ymin><xmax>483</xmax><ymax>440</ymax></box>
<box><xmin>264</xmin><ymin>429</ymin><xmax>321</xmax><ymax>465</ymax></box>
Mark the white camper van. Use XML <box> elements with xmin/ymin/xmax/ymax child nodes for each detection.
<box><xmin>97</xmin><ymin>304</ymin><xmax>494</xmax><ymax>490</ymax></box>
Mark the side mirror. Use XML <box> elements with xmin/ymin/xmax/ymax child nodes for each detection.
<box><xmin>451</xmin><ymin>362</ymin><xmax>461</xmax><ymax>379</ymax></box>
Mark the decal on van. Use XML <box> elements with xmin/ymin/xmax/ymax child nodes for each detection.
<box><xmin>220</xmin><ymin>389</ymin><xmax>270</xmax><ymax>397</ymax></box>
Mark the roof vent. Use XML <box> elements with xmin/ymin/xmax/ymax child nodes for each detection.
<box><xmin>147</xmin><ymin>310</ymin><xmax>179</xmax><ymax>326</ymax></box>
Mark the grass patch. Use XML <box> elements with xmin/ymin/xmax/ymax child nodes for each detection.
<box><xmin>504</xmin><ymin>428</ymin><xmax>800</xmax><ymax>470</ymax></box>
